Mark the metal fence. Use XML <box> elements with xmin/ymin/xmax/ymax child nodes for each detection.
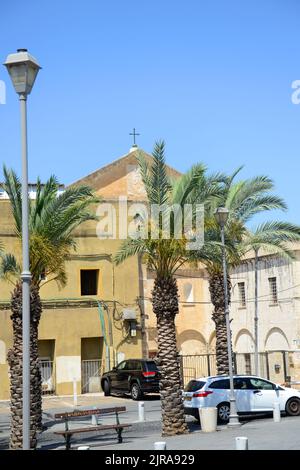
<box><xmin>81</xmin><ymin>359</ymin><xmax>105</xmax><ymax>394</ymax></box>
<box><xmin>180</xmin><ymin>351</ymin><xmax>290</xmax><ymax>387</ymax></box>
<box><xmin>39</xmin><ymin>360</ymin><xmax>55</xmax><ymax>395</ymax></box>
<box><xmin>180</xmin><ymin>354</ymin><xmax>217</xmax><ymax>386</ymax></box>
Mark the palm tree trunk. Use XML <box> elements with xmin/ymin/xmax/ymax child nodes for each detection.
<box><xmin>208</xmin><ymin>271</ymin><xmax>234</xmax><ymax>376</ymax></box>
<box><xmin>7</xmin><ymin>282</ymin><xmax>42</xmax><ymax>449</ymax></box>
<box><xmin>152</xmin><ymin>277</ymin><xmax>188</xmax><ymax>436</ymax></box>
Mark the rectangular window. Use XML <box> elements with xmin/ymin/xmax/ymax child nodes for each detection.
<box><xmin>238</xmin><ymin>282</ymin><xmax>246</xmax><ymax>308</ymax></box>
<box><xmin>244</xmin><ymin>353</ymin><xmax>252</xmax><ymax>375</ymax></box>
<box><xmin>269</xmin><ymin>277</ymin><xmax>278</xmax><ymax>305</ymax></box>
<box><xmin>80</xmin><ymin>269</ymin><xmax>99</xmax><ymax>296</ymax></box>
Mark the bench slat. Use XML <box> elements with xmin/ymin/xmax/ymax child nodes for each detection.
<box><xmin>54</xmin><ymin>424</ymin><xmax>131</xmax><ymax>435</ymax></box>
<box><xmin>54</xmin><ymin>406</ymin><xmax>126</xmax><ymax>419</ymax></box>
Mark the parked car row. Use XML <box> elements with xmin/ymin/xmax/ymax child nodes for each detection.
<box><xmin>101</xmin><ymin>360</ymin><xmax>300</xmax><ymax>424</ymax></box>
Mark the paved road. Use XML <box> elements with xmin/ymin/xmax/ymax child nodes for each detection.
<box><xmin>1</xmin><ymin>394</ymin><xmax>300</xmax><ymax>450</ymax></box>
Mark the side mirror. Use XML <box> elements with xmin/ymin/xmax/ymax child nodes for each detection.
<box><xmin>112</xmin><ymin>366</ymin><xmax>117</xmax><ymax>371</ymax></box>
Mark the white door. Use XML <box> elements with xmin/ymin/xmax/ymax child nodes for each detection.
<box><xmin>248</xmin><ymin>377</ymin><xmax>277</xmax><ymax>411</ymax></box>
<box><xmin>233</xmin><ymin>378</ymin><xmax>254</xmax><ymax>412</ymax></box>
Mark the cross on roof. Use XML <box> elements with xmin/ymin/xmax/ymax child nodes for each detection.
<box><xmin>129</xmin><ymin>128</ymin><xmax>140</xmax><ymax>146</ymax></box>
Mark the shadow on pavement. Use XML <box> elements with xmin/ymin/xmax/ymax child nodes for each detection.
<box><xmin>108</xmin><ymin>393</ymin><xmax>160</xmax><ymax>401</ymax></box>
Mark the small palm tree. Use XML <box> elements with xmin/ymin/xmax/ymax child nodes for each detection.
<box><xmin>114</xmin><ymin>141</ymin><xmax>223</xmax><ymax>436</ymax></box>
<box><xmin>241</xmin><ymin>222</ymin><xmax>300</xmax><ymax>375</ymax></box>
<box><xmin>0</xmin><ymin>167</ymin><xmax>98</xmax><ymax>449</ymax></box>
<box><xmin>198</xmin><ymin>168</ymin><xmax>290</xmax><ymax>375</ymax></box>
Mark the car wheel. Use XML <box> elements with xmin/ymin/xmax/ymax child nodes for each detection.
<box><xmin>217</xmin><ymin>403</ymin><xmax>230</xmax><ymax>424</ymax></box>
<box><xmin>286</xmin><ymin>397</ymin><xmax>300</xmax><ymax>416</ymax></box>
<box><xmin>131</xmin><ymin>383</ymin><xmax>143</xmax><ymax>401</ymax></box>
<box><xmin>103</xmin><ymin>380</ymin><xmax>111</xmax><ymax>397</ymax></box>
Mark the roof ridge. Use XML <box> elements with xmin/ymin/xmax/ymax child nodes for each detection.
<box><xmin>69</xmin><ymin>148</ymin><xmax>181</xmax><ymax>187</ymax></box>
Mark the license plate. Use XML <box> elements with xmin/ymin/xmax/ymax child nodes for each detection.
<box><xmin>185</xmin><ymin>396</ymin><xmax>192</xmax><ymax>402</ymax></box>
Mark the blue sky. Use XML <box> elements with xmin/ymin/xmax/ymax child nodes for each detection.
<box><xmin>0</xmin><ymin>0</ymin><xmax>299</xmax><ymax>224</ymax></box>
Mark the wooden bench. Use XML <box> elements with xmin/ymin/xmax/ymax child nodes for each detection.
<box><xmin>54</xmin><ymin>406</ymin><xmax>131</xmax><ymax>450</ymax></box>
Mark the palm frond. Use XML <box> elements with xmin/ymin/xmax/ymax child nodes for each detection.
<box><xmin>136</xmin><ymin>151</ymin><xmax>153</xmax><ymax>201</ymax></box>
<box><xmin>0</xmin><ymin>253</ymin><xmax>20</xmax><ymax>281</ymax></box>
<box><xmin>1</xmin><ymin>169</ymin><xmax>99</xmax><ymax>289</ymax></box>
<box><xmin>172</xmin><ymin>163</ymin><xmax>206</xmax><ymax>206</ymax></box>
<box><xmin>30</xmin><ymin>175</ymin><xmax>59</xmax><ymax>228</ymax></box>
<box><xmin>2</xmin><ymin>166</ymin><xmax>22</xmax><ymax>235</ymax></box>
<box><xmin>236</xmin><ymin>195</ymin><xmax>287</xmax><ymax>223</ymax></box>
<box><xmin>224</xmin><ymin>165</ymin><xmax>244</xmax><ymax>190</ymax></box>
<box><xmin>114</xmin><ymin>238</ymin><xmax>148</xmax><ymax>265</ymax></box>
<box><xmin>148</xmin><ymin>141</ymin><xmax>171</xmax><ymax>206</ymax></box>
<box><xmin>226</xmin><ymin>176</ymin><xmax>275</xmax><ymax>213</ymax></box>
<box><xmin>241</xmin><ymin>221</ymin><xmax>300</xmax><ymax>258</ymax></box>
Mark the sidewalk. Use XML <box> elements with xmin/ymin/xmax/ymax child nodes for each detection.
<box><xmin>2</xmin><ymin>395</ymin><xmax>300</xmax><ymax>450</ymax></box>
<box><xmin>0</xmin><ymin>394</ymin><xmax>162</xmax><ymax>449</ymax></box>
<box><xmin>90</xmin><ymin>415</ymin><xmax>300</xmax><ymax>451</ymax></box>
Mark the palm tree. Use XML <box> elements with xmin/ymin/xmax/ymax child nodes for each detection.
<box><xmin>198</xmin><ymin>168</ymin><xmax>290</xmax><ymax>375</ymax></box>
<box><xmin>114</xmin><ymin>141</ymin><xmax>222</xmax><ymax>436</ymax></box>
<box><xmin>241</xmin><ymin>222</ymin><xmax>300</xmax><ymax>375</ymax></box>
<box><xmin>0</xmin><ymin>167</ymin><xmax>98</xmax><ymax>449</ymax></box>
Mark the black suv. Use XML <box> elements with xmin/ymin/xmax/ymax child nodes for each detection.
<box><xmin>101</xmin><ymin>359</ymin><xmax>160</xmax><ymax>400</ymax></box>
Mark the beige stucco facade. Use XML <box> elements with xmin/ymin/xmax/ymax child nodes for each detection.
<box><xmin>142</xmin><ymin>266</ymin><xmax>215</xmax><ymax>357</ymax></box>
<box><xmin>1</xmin><ymin>147</ymin><xmax>300</xmax><ymax>398</ymax></box>
<box><xmin>0</xmin><ymin>149</ymin><xmax>158</xmax><ymax>399</ymax></box>
<box><xmin>229</xmin><ymin>246</ymin><xmax>300</xmax><ymax>383</ymax></box>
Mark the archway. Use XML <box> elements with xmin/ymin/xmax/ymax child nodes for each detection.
<box><xmin>265</xmin><ymin>328</ymin><xmax>290</xmax><ymax>351</ymax></box>
<box><xmin>208</xmin><ymin>331</ymin><xmax>216</xmax><ymax>353</ymax></box>
<box><xmin>235</xmin><ymin>329</ymin><xmax>255</xmax><ymax>353</ymax></box>
<box><xmin>177</xmin><ymin>330</ymin><xmax>207</xmax><ymax>355</ymax></box>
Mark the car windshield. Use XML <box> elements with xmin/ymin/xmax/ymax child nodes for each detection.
<box><xmin>185</xmin><ymin>380</ymin><xmax>206</xmax><ymax>392</ymax></box>
<box><xmin>145</xmin><ymin>361</ymin><xmax>158</xmax><ymax>372</ymax></box>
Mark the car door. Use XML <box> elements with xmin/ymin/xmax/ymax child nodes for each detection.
<box><xmin>233</xmin><ymin>378</ymin><xmax>254</xmax><ymax>412</ymax></box>
<box><xmin>111</xmin><ymin>361</ymin><xmax>128</xmax><ymax>391</ymax></box>
<box><xmin>124</xmin><ymin>360</ymin><xmax>139</xmax><ymax>392</ymax></box>
<box><xmin>208</xmin><ymin>379</ymin><xmax>231</xmax><ymax>408</ymax></box>
<box><xmin>248</xmin><ymin>377</ymin><xmax>277</xmax><ymax>411</ymax></box>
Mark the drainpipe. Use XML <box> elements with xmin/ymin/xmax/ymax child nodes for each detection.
<box><xmin>97</xmin><ymin>301</ymin><xmax>111</xmax><ymax>371</ymax></box>
<box><xmin>138</xmin><ymin>253</ymin><xmax>148</xmax><ymax>358</ymax></box>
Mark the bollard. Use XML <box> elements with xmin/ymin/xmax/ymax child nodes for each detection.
<box><xmin>138</xmin><ymin>401</ymin><xmax>145</xmax><ymax>422</ymax></box>
<box><xmin>91</xmin><ymin>406</ymin><xmax>98</xmax><ymax>425</ymax></box>
<box><xmin>73</xmin><ymin>377</ymin><xmax>78</xmax><ymax>408</ymax></box>
<box><xmin>78</xmin><ymin>446</ymin><xmax>90</xmax><ymax>450</ymax></box>
<box><xmin>154</xmin><ymin>442</ymin><xmax>167</xmax><ymax>450</ymax></box>
<box><xmin>198</xmin><ymin>407</ymin><xmax>218</xmax><ymax>433</ymax></box>
<box><xmin>273</xmin><ymin>401</ymin><xmax>281</xmax><ymax>423</ymax></box>
<box><xmin>235</xmin><ymin>437</ymin><xmax>248</xmax><ymax>450</ymax></box>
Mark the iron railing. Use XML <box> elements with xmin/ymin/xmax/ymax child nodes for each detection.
<box><xmin>179</xmin><ymin>351</ymin><xmax>290</xmax><ymax>387</ymax></box>
<box><xmin>39</xmin><ymin>360</ymin><xmax>55</xmax><ymax>395</ymax></box>
<box><xmin>81</xmin><ymin>359</ymin><xmax>105</xmax><ymax>394</ymax></box>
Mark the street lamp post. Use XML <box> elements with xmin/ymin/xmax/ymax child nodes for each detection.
<box><xmin>254</xmin><ymin>248</ymin><xmax>259</xmax><ymax>377</ymax></box>
<box><xmin>214</xmin><ymin>207</ymin><xmax>240</xmax><ymax>428</ymax></box>
<box><xmin>4</xmin><ymin>49</ymin><xmax>41</xmax><ymax>450</ymax></box>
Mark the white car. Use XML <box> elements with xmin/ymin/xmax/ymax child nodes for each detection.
<box><xmin>183</xmin><ymin>375</ymin><xmax>300</xmax><ymax>424</ymax></box>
